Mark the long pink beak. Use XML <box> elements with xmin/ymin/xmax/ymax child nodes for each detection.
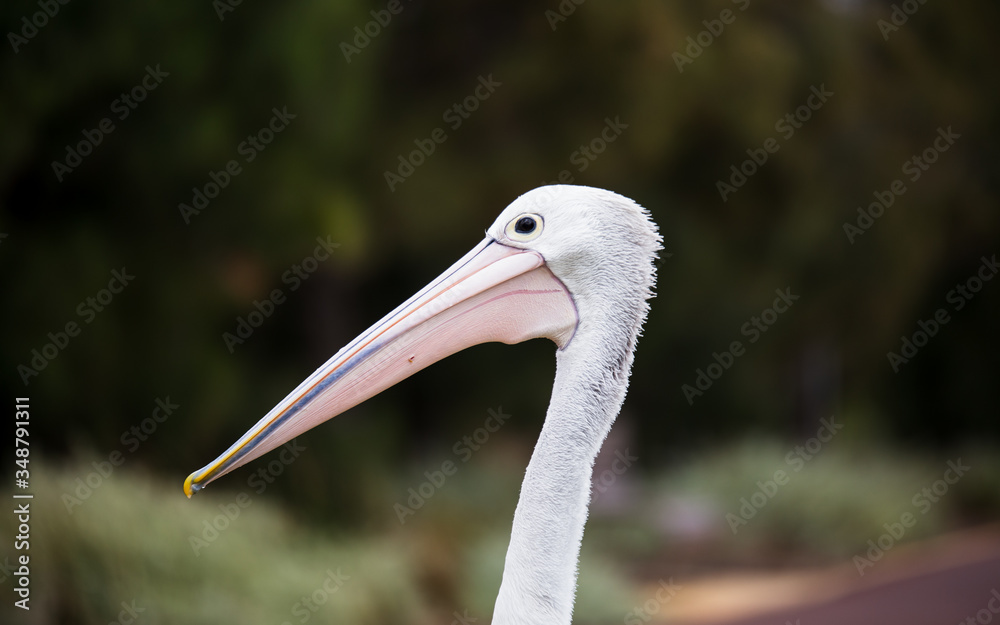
<box><xmin>184</xmin><ymin>238</ymin><xmax>578</xmax><ymax>496</ymax></box>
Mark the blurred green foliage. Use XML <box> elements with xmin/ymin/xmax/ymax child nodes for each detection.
<box><xmin>3</xmin><ymin>442</ymin><xmax>997</xmax><ymax>623</ymax></box>
<box><xmin>3</xmin><ymin>0</ymin><xmax>998</xmax><ymax>474</ymax></box>
<box><xmin>0</xmin><ymin>457</ymin><xmax>635</xmax><ymax>625</ymax></box>
<box><xmin>1</xmin><ymin>0</ymin><xmax>999</xmax><ymax>622</ymax></box>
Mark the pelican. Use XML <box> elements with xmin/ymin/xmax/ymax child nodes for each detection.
<box><xmin>185</xmin><ymin>185</ymin><xmax>661</xmax><ymax>624</ymax></box>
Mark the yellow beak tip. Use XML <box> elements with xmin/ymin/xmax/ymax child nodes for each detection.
<box><xmin>183</xmin><ymin>474</ymin><xmax>196</xmax><ymax>498</ymax></box>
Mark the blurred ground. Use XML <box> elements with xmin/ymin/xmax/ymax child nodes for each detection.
<box><xmin>655</xmin><ymin>525</ymin><xmax>1000</xmax><ymax>625</ymax></box>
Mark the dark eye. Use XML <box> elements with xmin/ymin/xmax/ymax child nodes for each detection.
<box><xmin>505</xmin><ymin>213</ymin><xmax>544</xmax><ymax>241</ymax></box>
<box><xmin>515</xmin><ymin>217</ymin><xmax>537</xmax><ymax>234</ymax></box>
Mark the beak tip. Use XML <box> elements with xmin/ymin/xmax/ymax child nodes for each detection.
<box><xmin>183</xmin><ymin>473</ymin><xmax>199</xmax><ymax>498</ymax></box>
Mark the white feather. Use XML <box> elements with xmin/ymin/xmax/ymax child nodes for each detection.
<box><xmin>488</xmin><ymin>185</ymin><xmax>662</xmax><ymax>624</ymax></box>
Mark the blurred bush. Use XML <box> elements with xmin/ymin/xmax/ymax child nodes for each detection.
<box><xmin>0</xmin><ymin>456</ymin><xmax>635</xmax><ymax>625</ymax></box>
<box><xmin>4</xmin><ymin>441</ymin><xmax>998</xmax><ymax>624</ymax></box>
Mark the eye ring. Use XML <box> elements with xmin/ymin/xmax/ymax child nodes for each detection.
<box><xmin>505</xmin><ymin>213</ymin><xmax>544</xmax><ymax>242</ymax></box>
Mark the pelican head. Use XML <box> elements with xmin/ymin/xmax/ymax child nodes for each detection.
<box><xmin>184</xmin><ymin>184</ymin><xmax>660</xmax><ymax>625</ymax></box>
<box><xmin>184</xmin><ymin>183</ymin><xmax>660</xmax><ymax>506</ymax></box>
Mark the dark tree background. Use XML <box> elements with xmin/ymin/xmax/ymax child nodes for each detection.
<box><xmin>1</xmin><ymin>1</ymin><xmax>998</xmax><ymax>624</ymax></box>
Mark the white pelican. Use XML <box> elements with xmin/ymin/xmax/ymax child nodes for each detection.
<box><xmin>185</xmin><ymin>185</ymin><xmax>661</xmax><ymax>624</ymax></box>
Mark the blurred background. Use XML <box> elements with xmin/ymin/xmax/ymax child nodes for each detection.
<box><xmin>1</xmin><ymin>1</ymin><xmax>998</xmax><ymax>623</ymax></box>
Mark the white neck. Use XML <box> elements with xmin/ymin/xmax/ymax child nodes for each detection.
<box><xmin>492</xmin><ymin>315</ymin><xmax>636</xmax><ymax>624</ymax></box>
<box><xmin>488</xmin><ymin>185</ymin><xmax>661</xmax><ymax>624</ymax></box>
